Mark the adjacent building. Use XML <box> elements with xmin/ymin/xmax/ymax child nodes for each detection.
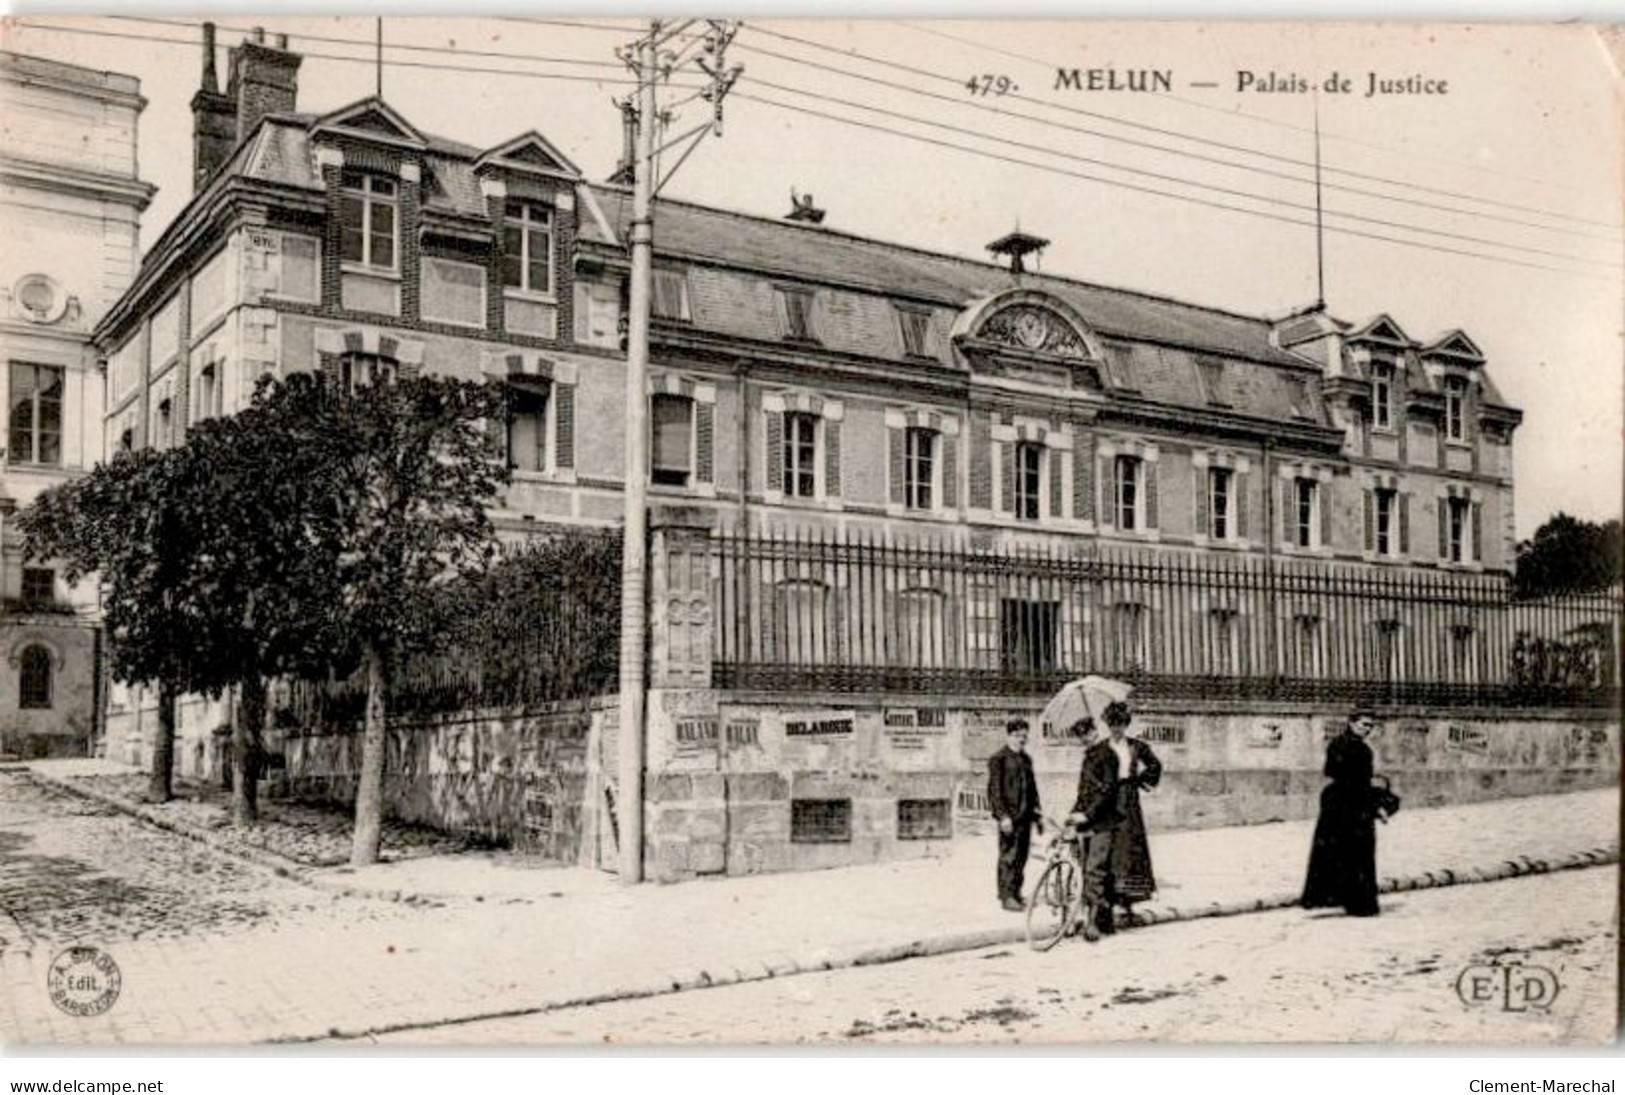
<box><xmin>0</xmin><ymin>51</ymin><xmax>153</xmax><ymax>758</ymax></box>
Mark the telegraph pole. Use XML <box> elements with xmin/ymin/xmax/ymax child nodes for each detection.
<box><xmin>617</xmin><ymin>20</ymin><xmax>741</xmax><ymax>884</ymax></box>
<box><xmin>617</xmin><ymin>22</ymin><xmax>657</xmax><ymax>885</ymax></box>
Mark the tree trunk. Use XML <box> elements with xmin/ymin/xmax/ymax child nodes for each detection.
<box><xmin>147</xmin><ymin>679</ymin><xmax>176</xmax><ymax>804</ymax></box>
<box><xmin>350</xmin><ymin>642</ymin><xmax>388</xmax><ymax>866</ymax></box>
<box><xmin>233</xmin><ymin>673</ymin><xmax>266</xmax><ymax>826</ymax></box>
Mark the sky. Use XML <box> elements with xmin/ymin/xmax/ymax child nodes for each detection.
<box><xmin>4</xmin><ymin>11</ymin><xmax>1620</xmax><ymax>540</ymax></box>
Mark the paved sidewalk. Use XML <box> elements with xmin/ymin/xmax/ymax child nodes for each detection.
<box><xmin>2</xmin><ymin>776</ymin><xmax>1615</xmax><ymax>1046</ymax></box>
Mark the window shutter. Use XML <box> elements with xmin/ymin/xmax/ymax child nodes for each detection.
<box><xmin>1048</xmin><ymin>449</ymin><xmax>1063</xmax><ymax>520</ymax></box>
<box><xmin>1363</xmin><ymin>490</ymin><xmax>1374</xmax><ymax>552</ymax></box>
<box><xmin>1237</xmin><ymin>471</ymin><xmax>1251</xmax><ymax>540</ymax></box>
<box><xmin>969</xmin><ymin>414</ymin><xmax>991</xmax><ymax>510</ymax></box>
<box><xmin>1319</xmin><ymin>483</ymin><xmax>1331</xmax><ymax>548</ymax></box>
<box><xmin>1398</xmin><ymin>493</ymin><xmax>1410</xmax><ymax>555</ymax></box>
<box><xmin>1073</xmin><ymin>432</ymin><xmax>1093</xmax><ymax>522</ymax></box>
<box><xmin>1142</xmin><ymin>460</ymin><xmax>1158</xmax><ymax>530</ymax></box>
<box><xmin>695</xmin><ymin>401</ymin><xmax>714</xmax><ymax>485</ymax></box>
<box><xmin>1194</xmin><ymin>467</ymin><xmax>1209</xmax><ymax>537</ymax></box>
<box><xmin>488</xmin><ymin>408</ymin><xmax>508</xmax><ymax>465</ymax></box>
<box><xmin>319</xmin><ymin>351</ymin><xmax>341</xmax><ymax>386</ymax></box>
<box><xmin>888</xmin><ymin>427</ymin><xmax>906</xmax><ymax>506</ymax></box>
<box><xmin>553</xmin><ymin>382</ymin><xmax>575</xmax><ymax>469</ymax></box>
<box><xmin>1280</xmin><ymin>479</ymin><xmax>1294</xmax><ymax>547</ymax></box>
<box><xmin>824</xmin><ymin>418</ymin><xmax>842</xmax><ymax>498</ymax></box>
<box><xmin>765</xmin><ymin>410</ymin><xmax>783</xmax><ymax>494</ymax></box>
<box><xmin>1098</xmin><ymin>456</ymin><xmax>1115</xmax><ymax>530</ymax></box>
<box><xmin>999</xmin><ymin>441</ymin><xmax>1016</xmax><ymax>514</ymax></box>
<box><xmin>1471</xmin><ymin>501</ymin><xmax>1482</xmax><ymax>562</ymax></box>
<box><xmin>1437</xmin><ymin>497</ymin><xmax>1449</xmax><ymax>559</ymax></box>
<box><xmin>940</xmin><ymin>433</ymin><xmax>958</xmax><ymax>510</ymax></box>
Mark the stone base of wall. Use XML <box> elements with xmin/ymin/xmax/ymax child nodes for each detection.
<box><xmin>638</xmin><ymin>689</ymin><xmax>1621</xmax><ymax>882</ymax></box>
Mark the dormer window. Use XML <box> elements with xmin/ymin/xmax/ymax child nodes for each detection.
<box><xmin>652</xmin><ymin>268</ymin><xmax>691</xmax><ymax>322</ymax></box>
<box><xmin>502</xmin><ymin>201</ymin><xmax>554</xmax><ymax>297</ymax></box>
<box><xmin>897</xmin><ymin>307</ymin><xmax>931</xmax><ymax>357</ymax></box>
<box><xmin>1371</xmin><ymin>362</ymin><xmax>1394</xmax><ymax>431</ymax></box>
<box><xmin>339</xmin><ymin>171</ymin><xmax>398</xmax><ymax>271</ymax></box>
<box><xmin>1445</xmin><ymin>375</ymin><xmax>1467</xmax><ymax>443</ymax></box>
<box><xmin>779</xmin><ymin>288</ymin><xmax>817</xmax><ymax>342</ymax></box>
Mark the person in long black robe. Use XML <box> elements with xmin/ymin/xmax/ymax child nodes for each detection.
<box><xmin>1301</xmin><ymin>710</ymin><xmax>1381</xmax><ymax>917</ymax></box>
<box><xmin>1071</xmin><ymin>702</ymin><xmax>1162</xmax><ymax>936</ymax></box>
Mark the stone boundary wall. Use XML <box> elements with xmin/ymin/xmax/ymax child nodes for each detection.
<box><xmin>640</xmin><ymin>688</ymin><xmax>1619</xmax><ymax>881</ymax></box>
<box><xmin>280</xmin><ymin>695</ymin><xmax>619</xmax><ymax>866</ymax></box>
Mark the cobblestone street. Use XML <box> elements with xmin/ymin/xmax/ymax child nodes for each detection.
<box><xmin>390</xmin><ymin>868</ymin><xmax>1615</xmax><ymax>1045</ymax></box>
<box><xmin>1</xmin><ymin>766</ymin><xmax>1615</xmax><ymax>1046</ymax></box>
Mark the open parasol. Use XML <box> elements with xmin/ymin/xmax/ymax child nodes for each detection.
<box><xmin>1037</xmin><ymin>674</ymin><xmax>1134</xmax><ymax>738</ymax></box>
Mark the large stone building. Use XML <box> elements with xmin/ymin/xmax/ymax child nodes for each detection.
<box><xmin>0</xmin><ymin>51</ymin><xmax>153</xmax><ymax>758</ymax></box>
<box><xmin>89</xmin><ymin>31</ymin><xmax>1570</xmax><ymax>876</ymax></box>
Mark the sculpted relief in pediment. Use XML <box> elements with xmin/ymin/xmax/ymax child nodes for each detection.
<box><xmin>979</xmin><ymin>304</ymin><xmax>1091</xmax><ymax>360</ymax></box>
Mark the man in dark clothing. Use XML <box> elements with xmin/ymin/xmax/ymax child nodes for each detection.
<box><xmin>987</xmin><ymin>719</ymin><xmax>1042</xmax><ymax>912</ymax></box>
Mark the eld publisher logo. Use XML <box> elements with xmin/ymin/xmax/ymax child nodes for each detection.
<box><xmin>1456</xmin><ymin>962</ymin><xmax>1561</xmax><ymax>1012</ymax></box>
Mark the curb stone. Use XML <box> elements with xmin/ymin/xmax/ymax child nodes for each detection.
<box><xmin>287</xmin><ymin>841</ymin><xmax>1618</xmax><ymax>1044</ymax></box>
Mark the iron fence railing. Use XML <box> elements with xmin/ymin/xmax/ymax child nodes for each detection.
<box><xmin>712</xmin><ymin>530</ymin><xmax>1622</xmax><ymax>710</ymax></box>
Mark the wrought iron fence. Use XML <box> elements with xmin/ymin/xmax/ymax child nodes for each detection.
<box><xmin>712</xmin><ymin>530</ymin><xmax>1623</xmax><ymax>709</ymax></box>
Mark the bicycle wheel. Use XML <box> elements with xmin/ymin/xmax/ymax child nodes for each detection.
<box><xmin>1025</xmin><ymin>857</ymin><xmax>1079</xmax><ymax>952</ymax></box>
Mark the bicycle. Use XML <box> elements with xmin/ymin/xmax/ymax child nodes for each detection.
<box><xmin>1024</xmin><ymin>814</ymin><xmax>1097</xmax><ymax>951</ymax></box>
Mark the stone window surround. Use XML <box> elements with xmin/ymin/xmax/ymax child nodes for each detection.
<box><xmin>763</xmin><ymin>390</ymin><xmax>843</xmax><ymax>511</ymax></box>
<box><xmin>1095</xmin><ymin>437</ymin><xmax>1157</xmax><ymax>542</ymax></box>
<box><xmin>1190</xmin><ymin>449</ymin><xmax>1253</xmax><ymax>550</ymax></box>
<box><xmin>1276</xmin><ymin>460</ymin><xmax>1333</xmax><ymax>557</ymax></box>
<box><xmin>478</xmin><ymin>348</ymin><xmax>577</xmax><ymax>485</ymax></box>
<box><xmin>647</xmin><ymin>372</ymin><xmax>717</xmax><ymax>499</ymax></box>
<box><xmin>986</xmin><ymin>417</ymin><xmax>1077</xmax><ymax>531</ymax></box>
<box><xmin>884</xmin><ymin>407</ymin><xmax>961</xmax><ymax>521</ymax></box>
<box><xmin>1436</xmin><ymin>481</ymin><xmax>1484</xmax><ymax>572</ymax></box>
<box><xmin>1363</xmin><ymin>469</ymin><xmax>1407</xmax><ymax>563</ymax></box>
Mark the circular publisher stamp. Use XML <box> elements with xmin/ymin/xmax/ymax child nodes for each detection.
<box><xmin>47</xmin><ymin>946</ymin><xmax>122</xmax><ymax>1017</ymax></box>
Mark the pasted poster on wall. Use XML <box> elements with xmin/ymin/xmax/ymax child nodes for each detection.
<box><xmin>883</xmin><ymin>707</ymin><xmax>947</xmax><ymax>751</ymax></box>
<box><xmin>783</xmin><ymin>711</ymin><xmax>855</xmax><ymax>738</ymax></box>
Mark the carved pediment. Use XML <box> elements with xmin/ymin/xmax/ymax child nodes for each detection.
<box><xmin>1420</xmin><ymin>329</ymin><xmax>1485</xmax><ymax>363</ymax></box>
<box><xmin>475</xmin><ymin>131</ymin><xmax>582</xmax><ymax>179</ymax></box>
<box><xmin>980</xmin><ymin>304</ymin><xmax>1090</xmax><ymax>360</ymax></box>
<box><xmin>310</xmin><ymin>97</ymin><xmax>427</xmax><ymax>148</ymax></box>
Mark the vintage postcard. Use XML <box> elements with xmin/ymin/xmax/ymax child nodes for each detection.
<box><xmin>0</xmin><ymin>14</ymin><xmax>1618</xmax><ymax>1052</ymax></box>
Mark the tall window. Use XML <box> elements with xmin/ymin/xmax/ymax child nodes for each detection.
<box><xmin>1375</xmin><ymin>488</ymin><xmax>1396</xmax><ymax>556</ymax></box>
<box><xmin>1294</xmin><ymin>478</ymin><xmax>1318</xmax><ymax>549</ymax></box>
<box><xmin>1208</xmin><ymin>466</ymin><xmax>1233</xmax><ymax>540</ymax></box>
<box><xmin>197</xmin><ymin>363</ymin><xmax>223</xmax><ymax>422</ymax></box>
<box><xmin>1448</xmin><ymin>496</ymin><xmax>1469</xmax><ymax>563</ymax></box>
<box><xmin>904</xmin><ymin>427</ymin><xmax>936</xmax><ymax>510</ymax></box>
<box><xmin>340</xmin><ymin>352</ymin><xmax>396</xmax><ymax>391</ymax></box>
<box><xmin>780</xmin><ymin>288</ymin><xmax>816</xmax><ymax>342</ymax></box>
<box><xmin>1014</xmin><ymin>442</ymin><xmax>1043</xmax><ymax>521</ymax></box>
<box><xmin>502</xmin><ymin>201</ymin><xmax>554</xmax><ymax>295</ymax></box>
<box><xmin>1116</xmin><ymin>455</ymin><xmax>1142</xmax><ymax>530</ymax></box>
<box><xmin>339</xmin><ymin>171</ymin><xmax>397</xmax><ymax>271</ymax></box>
<box><xmin>1445</xmin><ymin>376</ymin><xmax>1467</xmax><ymax>442</ymax></box>
<box><xmin>21</xmin><ymin>567</ymin><xmax>54</xmax><ymax>604</ymax></box>
<box><xmin>999</xmin><ymin>599</ymin><xmax>1058</xmax><ymax>675</ymax></box>
<box><xmin>897</xmin><ymin>307</ymin><xmax>931</xmax><ymax>357</ymax></box>
<box><xmin>8</xmin><ymin>363</ymin><xmax>63</xmax><ymax>465</ymax></box>
<box><xmin>19</xmin><ymin>644</ymin><xmax>52</xmax><ymax>709</ymax></box>
<box><xmin>506</xmin><ymin>384</ymin><xmax>549</xmax><ymax>473</ymax></box>
<box><xmin>651</xmin><ymin>394</ymin><xmax>694</xmax><ymax>487</ymax></box>
<box><xmin>1371</xmin><ymin>362</ymin><xmax>1393</xmax><ymax>430</ymax></box>
<box><xmin>783</xmin><ymin>411</ymin><xmax>818</xmax><ymax>497</ymax></box>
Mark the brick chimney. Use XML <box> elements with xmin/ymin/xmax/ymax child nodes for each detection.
<box><xmin>226</xmin><ymin>28</ymin><xmax>302</xmax><ymax>144</ymax></box>
<box><xmin>190</xmin><ymin>22</ymin><xmax>236</xmax><ymax>191</ymax></box>
<box><xmin>608</xmin><ymin>99</ymin><xmax>636</xmax><ymax>185</ymax></box>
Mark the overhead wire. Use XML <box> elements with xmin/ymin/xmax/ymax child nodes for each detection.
<box><xmin>732</xmin><ymin>71</ymin><xmax>1618</xmax><ymax>269</ymax></box>
<box><xmin>729</xmin><ymin>89</ymin><xmax>1612</xmax><ymax>282</ymax></box>
<box><xmin>739</xmin><ymin>22</ymin><xmax>1622</xmax><ymax>234</ymax></box>
<box><xmin>891</xmin><ymin>18</ymin><xmax>1606</xmax><ymax>200</ymax></box>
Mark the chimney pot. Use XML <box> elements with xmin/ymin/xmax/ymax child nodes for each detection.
<box><xmin>253</xmin><ymin>27</ymin><xmax>265</xmax><ymax>43</ymax></box>
<box><xmin>276</xmin><ymin>33</ymin><xmax>289</xmax><ymax>50</ymax></box>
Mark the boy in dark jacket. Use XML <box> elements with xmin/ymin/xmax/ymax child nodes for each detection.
<box><xmin>987</xmin><ymin>719</ymin><xmax>1042</xmax><ymax>911</ymax></box>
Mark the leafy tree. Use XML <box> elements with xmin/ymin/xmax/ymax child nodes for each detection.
<box><xmin>304</xmin><ymin>375</ymin><xmax>510</xmax><ymax>865</ymax></box>
<box><xmin>18</xmin><ymin>447</ymin><xmax>217</xmax><ymax>803</ymax></box>
<box><xmin>1514</xmin><ymin>513</ymin><xmax>1624</xmax><ymax>598</ymax></box>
